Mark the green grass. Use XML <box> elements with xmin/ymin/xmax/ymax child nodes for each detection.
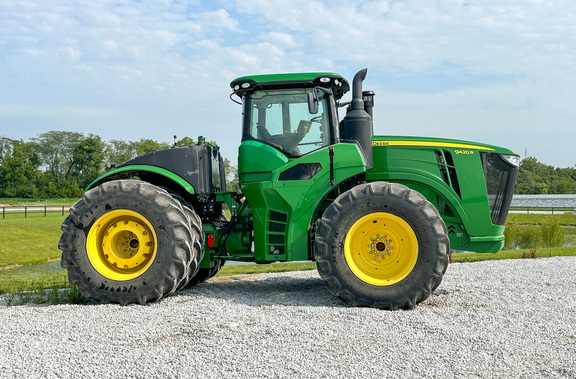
<box><xmin>0</xmin><ymin>262</ymin><xmax>68</xmax><ymax>294</ymax></box>
<box><xmin>3</xmin><ymin>287</ymin><xmax>84</xmax><ymax>306</ymax></box>
<box><xmin>0</xmin><ymin>198</ymin><xmax>77</xmax><ymax>206</ymax></box>
<box><xmin>506</xmin><ymin>213</ymin><xmax>576</xmax><ymax>226</ymax></box>
<box><xmin>0</xmin><ymin>261</ymin><xmax>84</xmax><ymax>305</ymax></box>
<box><xmin>0</xmin><ymin>214</ymin><xmax>67</xmax><ymax>267</ymax></box>
<box><xmin>217</xmin><ymin>261</ymin><xmax>317</xmax><ymax>277</ymax></box>
<box><xmin>450</xmin><ymin>246</ymin><xmax>576</xmax><ymax>263</ymax></box>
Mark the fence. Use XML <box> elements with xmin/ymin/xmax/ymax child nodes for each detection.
<box><xmin>1</xmin><ymin>206</ymin><xmax>70</xmax><ymax>219</ymax></box>
<box><xmin>509</xmin><ymin>207</ymin><xmax>576</xmax><ymax>214</ymax></box>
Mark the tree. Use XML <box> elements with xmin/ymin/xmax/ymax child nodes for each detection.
<box><xmin>131</xmin><ymin>139</ymin><xmax>170</xmax><ymax>156</ymax></box>
<box><xmin>223</xmin><ymin>157</ymin><xmax>240</xmax><ymax>192</ymax></box>
<box><xmin>105</xmin><ymin>140</ymin><xmax>138</xmax><ymax>168</ymax></box>
<box><xmin>175</xmin><ymin>136</ymin><xmax>196</xmax><ymax>147</ymax></box>
<box><xmin>69</xmin><ymin>134</ymin><xmax>107</xmax><ymax>187</ymax></box>
<box><xmin>516</xmin><ymin>157</ymin><xmax>576</xmax><ymax>194</ymax></box>
<box><xmin>0</xmin><ymin>140</ymin><xmax>41</xmax><ymax>197</ymax></box>
<box><xmin>31</xmin><ymin>131</ymin><xmax>84</xmax><ymax>182</ymax></box>
<box><xmin>0</xmin><ymin>137</ymin><xmax>13</xmax><ymax>163</ymax></box>
<box><xmin>550</xmin><ymin>177</ymin><xmax>576</xmax><ymax>194</ymax></box>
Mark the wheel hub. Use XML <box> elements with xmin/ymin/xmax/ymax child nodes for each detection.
<box><xmin>129</xmin><ymin>237</ymin><xmax>139</xmax><ymax>249</ymax></box>
<box><xmin>369</xmin><ymin>235</ymin><xmax>393</xmax><ymax>259</ymax></box>
<box><xmin>86</xmin><ymin>210</ymin><xmax>157</xmax><ymax>281</ymax></box>
<box><xmin>344</xmin><ymin>212</ymin><xmax>418</xmax><ymax>286</ymax></box>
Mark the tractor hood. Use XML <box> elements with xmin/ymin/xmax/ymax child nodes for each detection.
<box><xmin>371</xmin><ymin>135</ymin><xmax>518</xmax><ymax>156</ymax></box>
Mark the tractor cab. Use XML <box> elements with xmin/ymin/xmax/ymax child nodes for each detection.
<box><xmin>231</xmin><ymin>70</ymin><xmax>374</xmax><ymax>181</ymax></box>
<box><xmin>231</xmin><ymin>73</ymin><xmax>349</xmax><ymax>159</ymax></box>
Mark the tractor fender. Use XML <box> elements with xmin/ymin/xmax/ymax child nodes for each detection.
<box><xmin>308</xmin><ymin>171</ymin><xmax>471</xmax><ymax>260</ymax></box>
<box><xmin>87</xmin><ymin>165</ymin><xmax>196</xmax><ymax>196</ymax></box>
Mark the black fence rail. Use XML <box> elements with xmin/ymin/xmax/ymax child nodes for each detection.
<box><xmin>1</xmin><ymin>206</ymin><xmax>70</xmax><ymax>219</ymax></box>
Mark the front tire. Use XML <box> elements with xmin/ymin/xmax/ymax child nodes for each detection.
<box><xmin>59</xmin><ymin>180</ymin><xmax>197</xmax><ymax>305</ymax></box>
<box><xmin>314</xmin><ymin>182</ymin><xmax>449</xmax><ymax>310</ymax></box>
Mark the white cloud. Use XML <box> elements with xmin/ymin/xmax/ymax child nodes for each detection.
<box><xmin>263</xmin><ymin>32</ymin><xmax>297</xmax><ymax>49</ymax></box>
<box><xmin>0</xmin><ymin>0</ymin><xmax>575</xmax><ymax>166</ymax></box>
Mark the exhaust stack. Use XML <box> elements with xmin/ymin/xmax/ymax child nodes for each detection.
<box><xmin>341</xmin><ymin>68</ymin><xmax>373</xmax><ymax>169</ymax></box>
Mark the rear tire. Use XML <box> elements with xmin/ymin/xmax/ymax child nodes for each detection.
<box><xmin>59</xmin><ymin>180</ymin><xmax>197</xmax><ymax>305</ymax></box>
<box><xmin>177</xmin><ymin>205</ymin><xmax>205</xmax><ymax>289</ymax></box>
<box><xmin>185</xmin><ymin>260</ymin><xmax>226</xmax><ymax>287</ymax></box>
<box><xmin>314</xmin><ymin>182</ymin><xmax>449</xmax><ymax>309</ymax></box>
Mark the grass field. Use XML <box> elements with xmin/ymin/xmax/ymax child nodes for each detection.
<box><xmin>507</xmin><ymin>213</ymin><xmax>576</xmax><ymax>226</ymax></box>
<box><xmin>1</xmin><ymin>205</ymin><xmax>575</xmax><ymax>304</ymax></box>
<box><xmin>0</xmin><ymin>198</ymin><xmax>77</xmax><ymax>207</ymax></box>
<box><xmin>0</xmin><ymin>214</ymin><xmax>66</xmax><ymax>267</ymax></box>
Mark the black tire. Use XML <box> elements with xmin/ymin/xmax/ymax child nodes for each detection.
<box><xmin>177</xmin><ymin>204</ymin><xmax>205</xmax><ymax>289</ymax></box>
<box><xmin>160</xmin><ymin>188</ymin><xmax>205</xmax><ymax>290</ymax></box>
<box><xmin>59</xmin><ymin>180</ymin><xmax>197</xmax><ymax>305</ymax></box>
<box><xmin>314</xmin><ymin>182</ymin><xmax>449</xmax><ymax>310</ymax></box>
<box><xmin>185</xmin><ymin>260</ymin><xmax>226</xmax><ymax>287</ymax></box>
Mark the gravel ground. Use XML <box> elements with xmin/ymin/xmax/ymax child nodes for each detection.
<box><xmin>0</xmin><ymin>256</ymin><xmax>575</xmax><ymax>378</ymax></box>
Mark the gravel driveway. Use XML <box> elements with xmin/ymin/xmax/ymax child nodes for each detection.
<box><xmin>0</xmin><ymin>257</ymin><xmax>575</xmax><ymax>378</ymax></box>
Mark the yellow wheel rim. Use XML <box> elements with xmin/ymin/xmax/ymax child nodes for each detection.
<box><xmin>344</xmin><ymin>212</ymin><xmax>418</xmax><ymax>286</ymax></box>
<box><xmin>86</xmin><ymin>210</ymin><xmax>157</xmax><ymax>281</ymax></box>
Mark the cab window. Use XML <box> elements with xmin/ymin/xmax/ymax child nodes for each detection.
<box><xmin>244</xmin><ymin>88</ymin><xmax>331</xmax><ymax>157</ymax></box>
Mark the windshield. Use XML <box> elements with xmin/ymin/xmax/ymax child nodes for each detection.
<box><xmin>243</xmin><ymin>88</ymin><xmax>332</xmax><ymax>157</ymax></box>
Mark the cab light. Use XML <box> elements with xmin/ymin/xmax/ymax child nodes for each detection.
<box><xmin>501</xmin><ymin>154</ymin><xmax>520</xmax><ymax>167</ymax></box>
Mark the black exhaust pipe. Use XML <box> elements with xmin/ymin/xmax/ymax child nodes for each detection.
<box><xmin>351</xmin><ymin>69</ymin><xmax>367</xmax><ymax>110</ymax></box>
<box><xmin>341</xmin><ymin>68</ymin><xmax>373</xmax><ymax>169</ymax></box>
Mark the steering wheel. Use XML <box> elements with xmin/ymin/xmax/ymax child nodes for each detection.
<box><xmin>310</xmin><ymin>116</ymin><xmax>323</xmax><ymax>123</ymax></box>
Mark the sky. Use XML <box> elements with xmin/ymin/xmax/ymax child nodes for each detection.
<box><xmin>1</xmin><ymin>0</ymin><xmax>575</xmax><ymax>168</ymax></box>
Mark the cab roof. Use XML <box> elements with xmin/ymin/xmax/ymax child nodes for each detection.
<box><xmin>230</xmin><ymin>72</ymin><xmax>350</xmax><ymax>100</ymax></box>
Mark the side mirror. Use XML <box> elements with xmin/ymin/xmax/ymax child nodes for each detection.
<box><xmin>307</xmin><ymin>91</ymin><xmax>319</xmax><ymax>114</ymax></box>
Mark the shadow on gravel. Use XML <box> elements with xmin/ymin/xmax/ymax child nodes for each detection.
<box><xmin>177</xmin><ymin>274</ymin><xmax>345</xmax><ymax>308</ymax></box>
<box><xmin>176</xmin><ymin>273</ymin><xmax>457</xmax><ymax>309</ymax></box>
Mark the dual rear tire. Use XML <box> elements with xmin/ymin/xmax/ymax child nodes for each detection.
<box><xmin>59</xmin><ymin>180</ymin><xmax>203</xmax><ymax>305</ymax></box>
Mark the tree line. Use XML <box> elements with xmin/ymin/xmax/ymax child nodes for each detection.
<box><xmin>515</xmin><ymin>156</ymin><xmax>576</xmax><ymax>194</ymax></box>
<box><xmin>0</xmin><ymin>131</ymin><xmax>238</xmax><ymax>198</ymax></box>
<box><xmin>0</xmin><ymin>130</ymin><xmax>574</xmax><ymax>198</ymax></box>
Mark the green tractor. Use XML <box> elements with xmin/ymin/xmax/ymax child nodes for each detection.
<box><xmin>59</xmin><ymin>69</ymin><xmax>519</xmax><ymax>309</ymax></box>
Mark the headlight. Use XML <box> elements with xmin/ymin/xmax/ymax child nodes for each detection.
<box><xmin>500</xmin><ymin>154</ymin><xmax>520</xmax><ymax>167</ymax></box>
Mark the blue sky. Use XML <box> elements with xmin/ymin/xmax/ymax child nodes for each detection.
<box><xmin>1</xmin><ymin>0</ymin><xmax>575</xmax><ymax>167</ymax></box>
